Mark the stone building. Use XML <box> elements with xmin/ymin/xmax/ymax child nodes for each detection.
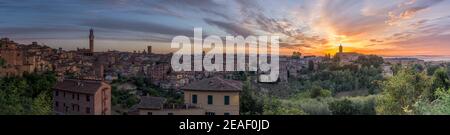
<box><xmin>335</xmin><ymin>44</ymin><xmax>361</xmax><ymax>64</ymax></box>
<box><xmin>0</xmin><ymin>38</ymin><xmax>53</xmax><ymax>77</ymax></box>
<box><xmin>130</xmin><ymin>77</ymin><xmax>242</xmax><ymax>115</ymax></box>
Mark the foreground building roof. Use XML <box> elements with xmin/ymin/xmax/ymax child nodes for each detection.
<box><xmin>182</xmin><ymin>77</ymin><xmax>243</xmax><ymax>92</ymax></box>
<box><xmin>53</xmin><ymin>79</ymin><xmax>110</xmax><ymax>94</ymax></box>
<box><xmin>135</xmin><ymin>96</ymin><xmax>166</xmax><ymax>110</ymax></box>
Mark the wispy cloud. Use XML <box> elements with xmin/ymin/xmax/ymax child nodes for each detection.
<box><xmin>0</xmin><ymin>0</ymin><xmax>449</xmax><ymax>55</ymax></box>
<box><xmin>387</xmin><ymin>0</ymin><xmax>444</xmax><ymax>25</ymax></box>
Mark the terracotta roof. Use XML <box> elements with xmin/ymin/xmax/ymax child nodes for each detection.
<box><xmin>53</xmin><ymin>79</ymin><xmax>110</xmax><ymax>94</ymax></box>
<box><xmin>133</xmin><ymin>96</ymin><xmax>167</xmax><ymax>110</ymax></box>
<box><xmin>182</xmin><ymin>77</ymin><xmax>243</xmax><ymax>92</ymax></box>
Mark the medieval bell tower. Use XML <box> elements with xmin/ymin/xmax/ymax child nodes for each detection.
<box><xmin>89</xmin><ymin>28</ymin><xmax>94</xmax><ymax>52</ymax></box>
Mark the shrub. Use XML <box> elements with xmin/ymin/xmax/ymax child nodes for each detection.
<box><xmin>415</xmin><ymin>88</ymin><xmax>450</xmax><ymax>115</ymax></box>
<box><xmin>349</xmin><ymin>96</ymin><xmax>376</xmax><ymax>115</ymax></box>
<box><xmin>310</xmin><ymin>85</ymin><xmax>332</xmax><ymax>98</ymax></box>
<box><xmin>329</xmin><ymin>99</ymin><xmax>358</xmax><ymax>115</ymax></box>
<box><xmin>296</xmin><ymin>98</ymin><xmax>332</xmax><ymax>115</ymax></box>
<box><xmin>263</xmin><ymin>98</ymin><xmax>307</xmax><ymax>115</ymax></box>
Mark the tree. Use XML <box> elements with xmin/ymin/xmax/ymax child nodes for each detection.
<box><xmin>431</xmin><ymin>67</ymin><xmax>449</xmax><ymax>97</ymax></box>
<box><xmin>309</xmin><ymin>85</ymin><xmax>331</xmax><ymax>98</ymax></box>
<box><xmin>0</xmin><ymin>58</ymin><xmax>5</xmax><ymax>67</ymax></box>
<box><xmin>232</xmin><ymin>71</ymin><xmax>247</xmax><ymax>81</ymax></box>
<box><xmin>356</xmin><ymin>55</ymin><xmax>384</xmax><ymax>68</ymax></box>
<box><xmin>31</xmin><ymin>92</ymin><xmax>52</xmax><ymax>115</ymax></box>
<box><xmin>329</xmin><ymin>99</ymin><xmax>358</xmax><ymax>115</ymax></box>
<box><xmin>427</xmin><ymin>65</ymin><xmax>440</xmax><ymax>76</ymax></box>
<box><xmin>447</xmin><ymin>65</ymin><xmax>450</xmax><ymax>78</ymax></box>
<box><xmin>308</xmin><ymin>60</ymin><xmax>315</xmax><ymax>71</ymax></box>
<box><xmin>0</xmin><ymin>77</ymin><xmax>28</xmax><ymax>115</ymax></box>
<box><xmin>292</xmin><ymin>52</ymin><xmax>302</xmax><ymax>59</ymax></box>
<box><xmin>24</xmin><ymin>72</ymin><xmax>57</xmax><ymax>98</ymax></box>
<box><xmin>376</xmin><ymin>69</ymin><xmax>431</xmax><ymax>115</ymax></box>
<box><xmin>350</xmin><ymin>96</ymin><xmax>376</xmax><ymax>115</ymax></box>
<box><xmin>112</xmin><ymin>86</ymin><xmax>139</xmax><ymax>108</ymax></box>
<box><xmin>133</xmin><ymin>76</ymin><xmax>146</xmax><ymax>88</ymax></box>
<box><xmin>415</xmin><ymin>88</ymin><xmax>450</xmax><ymax>115</ymax></box>
<box><xmin>240</xmin><ymin>80</ymin><xmax>263</xmax><ymax>115</ymax></box>
<box><xmin>263</xmin><ymin>98</ymin><xmax>306</xmax><ymax>115</ymax></box>
<box><xmin>412</xmin><ymin>64</ymin><xmax>424</xmax><ymax>72</ymax></box>
<box><xmin>391</xmin><ymin>64</ymin><xmax>402</xmax><ymax>75</ymax></box>
<box><xmin>0</xmin><ymin>72</ymin><xmax>56</xmax><ymax>115</ymax></box>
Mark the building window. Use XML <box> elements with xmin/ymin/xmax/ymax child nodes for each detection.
<box><xmin>192</xmin><ymin>95</ymin><xmax>197</xmax><ymax>104</ymax></box>
<box><xmin>55</xmin><ymin>101</ymin><xmax>59</xmax><ymax>107</ymax></box>
<box><xmin>77</xmin><ymin>94</ymin><xmax>80</xmax><ymax>100</ymax></box>
<box><xmin>147</xmin><ymin>112</ymin><xmax>153</xmax><ymax>115</ymax></box>
<box><xmin>224</xmin><ymin>113</ymin><xmax>230</xmax><ymax>115</ymax></box>
<box><xmin>64</xmin><ymin>103</ymin><xmax>69</xmax><ymax>112</ymax></box>
<box><xmin>55</xmin><ymin>91</ymin><xmax>59</xmax><ymax>96</ymax></box>
<box><xmin>72</xmin><ymin>104</ymin><xmax>75</xmax><ymax>111</ymax></box>
<box><xmin>72</xmin><ymin>93</ymin><xmax>75</xmax><ymax>99</ymax></box>
<box><xmin>207</xmin><ymin>95</ymin><xmax>213</xmax><ymax>105</ymax></box>
<box><xmin>86</xmin><ymin>107</ymin><xmax>91</xmax><ymax>114</ymax></box>
<box><xmin>63</xmin><ymin>92</ymin><xmax>66</xmax><ymax>97</ymax></box>
<box><xmin>224</xmin><ymin>96</ymin><xmax>230</xmax><ymax>105</ymax></box>
<box><xmin>205</xmin><ymin>112</ymin><xmax>215</xmax><ymax>115</ymax></box>
<box><xmin>168</xmin><ymin>113</ymin><xmax>174</xmax><ymax>115</ymax></box>
<box><xmin>86</xmin><ymin>95</ymin><xmax>90</xmax><ymax>102</ymax></box>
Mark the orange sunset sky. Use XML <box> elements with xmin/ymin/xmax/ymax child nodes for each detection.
<box><xmin>1</xmin><ymin>0</ymin><xmax>449</xmax><ymax>56</ymax></box>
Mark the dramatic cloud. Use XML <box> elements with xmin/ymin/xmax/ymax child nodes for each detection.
<box><xmin>81</xmin><ymin>17</ymin><xmax>193</xmax><ymax>38</ymax></box>
<box><xmin>0</xmin><ymin>0</ymin><xmax>449</xmax><ymax>55</ymax></box>
<box><xmin>146</xmin><ymin>0</ymin><xmax>230</xmax><ymax>19</ymax></box>
<box><xmin>203</xmin><ymin>18</ymin><xmax>254</xmax><ymax>36</ymax></box>
<box><xmin>386</xmin><ymin>0</ymin><xmax>444</xmax><ymax>25</ymax></box>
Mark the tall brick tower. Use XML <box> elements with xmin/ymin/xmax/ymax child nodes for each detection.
<box><xmin>89</xmin><ymin>28</ymin><xmax>94</xmax><ymax>52</ymax></box>
<box><xmin>147</xmin><ymin>46</ymin><xmax>152</xmax><ymax>54</ymax></box>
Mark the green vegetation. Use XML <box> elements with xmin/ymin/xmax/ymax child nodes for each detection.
<box><xmin>309</xmin><ymin>85</ymin><xmax>332</xmax><ymax>98</ymax></box>
<box><xmin>0</xmin><ymin>58</ymin><xmax>5</xmax><ymax>67</ymax></box>
<box><xmin>355</xmin><ymin>55</ymin><xmax>384</xmax><ymax>68</ymax></box>
<box><xmin>0</xmin><ymin>72</ymin><xmax>57</xmax><ymax>115</ymax></box>
<box><xmin>431</xmin><ymin>67</ymin><xmax>449</xmax><ymax>95</ymax></box>
<box><xmin>240</xmin><ymin>80</ymin><xmax>264</xmax><ymax>115</ymax></box>
<box><xmin>263</xmin><ymin>98</ymin><xmax>306</xmax><ymax>115</ymax></box>
<box><xmin>298</xmin><ymin>61</ymin><xmax>383</xmax><ymax>95</ymax></box>
<box><xmin>415</xmin><ymin>88</ymin><xmax>450</xmax><ymax>115</ymax></box>
<box><xmin>291</xmin><ymin>52</ymin><xmax>302</xmax><ymax>59</ymax></box>
<box><xmin>239</xmin><ymin>56</ymin><xmax>450</xmax><ymax>115</ymax></box>
<box><xmin>111</xmin><ymin>76</ymin><xmax>183</xmax><ymax>114</ymax></box>
<box><xmin>111</xmin><ymin>86</ymin><xmax>139</xmax><ymax>108</ymax></box>
<box><xmin>375</xmin><ymin>69</ymin><xmax>430</xmax><ymax>115</ymax></box>
<box><xmin>0</xmin><ymin>54</ymin><xmax>448</xmax><ymax>115</ymax></box>
<box><xmin>239</xmin><ymin>56</ymin><xmax>384</xmax><ymax>115</ymax></box>
<box><xmin>328</xmin><ymin>99</ymin><xmax>357</xmax><ymax>115</ymax></box>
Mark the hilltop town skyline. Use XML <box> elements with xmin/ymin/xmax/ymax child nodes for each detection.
<box><xmin>2</xmin><ymin>31</ymin><xmax>450</xmax><ymax>62</ymax></box>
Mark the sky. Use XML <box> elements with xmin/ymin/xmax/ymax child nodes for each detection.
<box><xmin>1</xmin><ymin>0</ymin><xmax>450</xmax><ymax>56</ymax></box>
